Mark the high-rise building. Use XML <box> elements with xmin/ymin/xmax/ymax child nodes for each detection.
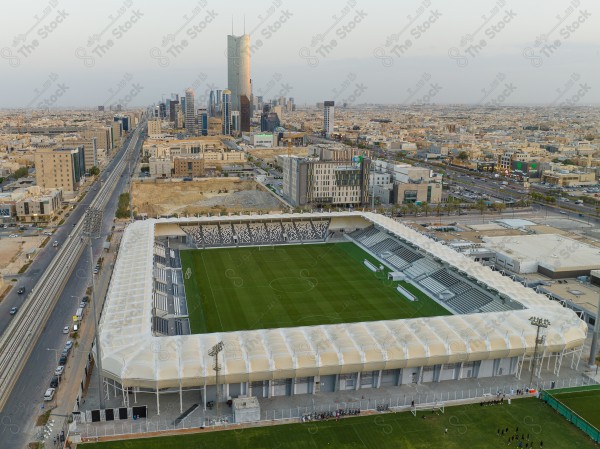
<box><xmin>35</xmin><ymin>147</ymin><xmax>85</xmax><ymax>194</ymax></box>
<box><xmin>231</xmin><ymin>111</ymin><xmax>240</xmax><ymax>134</ymax></box>
<box><xmin>185</xmin><ymin>89</ymin><xmax>196</xmax><ymax>135</ymax></box>
<box><xmin>197</xmin><ymin>108</ymin><xmax>208</xmax><ymax>136</ymax></box>
<box><xmin>323</xmin><ymin>101</ymin><xmax>335</xmax><ymax>137</ymax></box>
<box><xmin>260</xmin><ymin>104</ymin><xmax>281</xmax><ymax>132</ymax></box>
<box><xmin>169</xmin><ymin>100</ymin><xmax>179</xmax><ymax>123</ymax></box>
<box><xmin>221</xmin><ymin>90</ymin><xmax>232</xmax><ymax>135</ymax></box>
<box><xmin>227</xmin><ymin>34</ymin><xmax>251</xmax><ymax>132</ymax></box>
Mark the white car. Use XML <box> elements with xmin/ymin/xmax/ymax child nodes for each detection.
<box><xmin>64</xmin><ymin>340</ymin><xmax>73</xmax><ymax>351</ymax></box>
<box><xmin>9</xmin><ymin>234</ymin><xmax>18</xmax><ymax>238</ymax></box>
<box><xmin>43</xmin><ymin>388</ymin><xmax>56</xmax><ymax>401</ymax></box>
<box><xmin>54</xmin><ymin>366</ymin><xmax>65</xmax><ymax>376</ymax></box>
<box><xmin>63</xmin><ymin>326</ymin><xmax>70</xmax><ymax>334</ymax></box>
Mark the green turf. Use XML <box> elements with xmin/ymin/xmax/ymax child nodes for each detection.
<box><xmin>83</xmin><ymin>398</ymin><xmax>598</xmax><ymax>448</ymax></box>
<box><xmin>547</xmin><ymin>385</ymin><xmax>600</xmax><ymax>430</ymax></box>
<box><xmin>180</xmin><ymin>242</ymin><xmax>450</xmax><ymax>334</ymax></box>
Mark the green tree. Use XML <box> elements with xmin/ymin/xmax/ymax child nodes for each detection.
<box><xmin>10</xmin><ymin>167</ymin><xmax>28</xmax><ymax>179</ymax></box>
<box><xmin>115</xmin><ymin>193</ymin><xmax>130</xmax><ymax>218</ymax></box>
<box><xmin>493</xmin><ymin>202</ymin><xmax>506</xmax><ymax>214</ymax></box>
<box><xmin>421</xmin><ymin>201</ymin><xmax>429</xmax><ymax>217</ymax></box>
<box><xmin>457</xmin><ymin>151</ymin><xmax>469</xmax><ymax>161</ymax></box>
<box><xmin>89</xmin><ymin>166</ymin><xmax>100</xmax><ymax>176</ymax></box>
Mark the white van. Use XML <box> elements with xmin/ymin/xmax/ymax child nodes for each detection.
<box><xmin>75</xmin><ymin>307</ymin><xmax>83</xmax><ymax>321</ymax></box>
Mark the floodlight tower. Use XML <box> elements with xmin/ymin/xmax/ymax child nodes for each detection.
<box><xmin>209</xmin><ymin>341</ymin><xmax>224</xmax><ymax>418</ymax></box>
<box><xmin>529</xmin><ymin>316</ymin><xmax>550</xmax><ymax>389</ymax></box>
<box><xmin>83</xmin><ymin>207</ymin><xmax>104</xmax><ymax>408</ymax></box>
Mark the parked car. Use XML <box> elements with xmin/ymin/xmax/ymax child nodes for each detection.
<box><xmin>64</xmin><ymin>340</ymin><xmax>73</xmax><ymax>351</ymax></box>
<box><xmin>81</xmin><ymin>296</ymin><xmax>89</xmax><ymax>303</ymax></box>
<box><xmin>50</xmin><ymin>376</ymin><xmax>60</xmax><ymax>388</ymax></box>
<box><xmin>79</xmin><ymin>301</ymin><xmax>87</xmax><ymax>309</ymax></box>
<box><xmin>63</xmin><ymin>325</ymin><xmax>70</xmax><ymax>334</ymax></box>
<box><xmin>43</xmin><ymin>388</ymin><xmax>56</xmax><ymax>401</ymax></box>
<box><xmin>54</xmin><ymin>366</ymin><xmax>65</xmax><ymax>376</ymax></box>
<box><xmin>58</xmin><ymin>356</ymin><xmax>67</xmax><ymax>366</ymax></box>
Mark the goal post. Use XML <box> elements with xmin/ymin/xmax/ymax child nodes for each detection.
<box><xmin>411</xmin><ymin>401</ymin><xmax>445</xmax><ymax>417</ymax></box>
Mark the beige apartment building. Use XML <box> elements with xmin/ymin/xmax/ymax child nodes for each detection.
<box><xmin>83</xmin><ymin>127</ymin><xmax>113</xmax><ymax>153</ymax></box>
<box><xmin>173</xmin><ymin>158</ymin><xmax>205</xmax><ymax>178</ymax></box>
<box><xmin>147</xmin><ymin>120</ymin><xmax>163</xmax><ymax>138</ymax></box>
<box><xmin>15</xmin><ymin>187</ymin><xmax>63</xmax><ymax>223</ymax></box>
<box><xmin>35</xmin><ymin>147</ymin><xmax>85</xmax><ymax>194</ymax></box>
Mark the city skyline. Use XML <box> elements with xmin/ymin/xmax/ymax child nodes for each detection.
<box><xmin>0</xmin><ymin>0</ymin><xmax>598</xmax><ymax>108</ymax></box>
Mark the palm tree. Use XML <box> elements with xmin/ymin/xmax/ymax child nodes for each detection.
<box><xmin>493</xmin><ymin>202</ymin><xmax>506</xmax><ymax>214</ymax></box>
<box><xmin>406</xmin><ymin>202</ymin><xmax>416</xmax><ymax>216</ymax></box>
<box><xmin>421</xmin><ymin>202</ymin><xmax>429</xmax><ymax>217</ymax></box>
<box><xmin>434</xmin><ymin>203</ymin><xmax>443</xmax><ymax>217</ymax></box>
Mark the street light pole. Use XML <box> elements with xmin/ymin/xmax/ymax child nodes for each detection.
<box><xmin>83</xmin><ymin>207</ymin><xmax>104</xmax><ymax>409</ymax></box>
<box><xmin>528</xmin><ymin>316</ymin><xmax>550</xmax><ymax>389</ymax></box>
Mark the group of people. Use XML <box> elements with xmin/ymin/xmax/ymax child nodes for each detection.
<box><xmin>497</xmin><ymin>426</ymin><xmax>543</xmax><ymax>448</ymax></box>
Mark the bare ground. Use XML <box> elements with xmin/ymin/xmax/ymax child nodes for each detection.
<box><xmin>132</xmin><ymin>178</ymin><xmax>285</xmax><ymax>216</ymax></box>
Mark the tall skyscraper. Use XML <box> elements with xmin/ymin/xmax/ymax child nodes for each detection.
<box><xmin>197</xmin><ymin>108</ymin><xmax>208</xmax><ymax>136</ymax></box>
<box><xmin>169</xmin><ymin>99</ymin><xmax>179</xmax><ymax>123</ymax></box>
<box><xmin>227</xmin><ymin>34</ymin><xmax>251</xmax><ymax>132</ymax></box>
<box><xmin>323</xmin><ymin>101</ymin><xmax>335</xmax><ymax>137</ymax></box>
<box><xmin>221</xmin><ymin>89</ymin><xmax>232</xmax><ymax>135</ymax></box>
<box><xmin>185</xmin><ymin>88</ymin><xmax>196</xmax><ymax>135</ymax></box>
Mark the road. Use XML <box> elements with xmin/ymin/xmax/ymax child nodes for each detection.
<box><xmin>0</xmin><ymin>123</ymin><xmax>144</xmax><ymax>449</ymax></box>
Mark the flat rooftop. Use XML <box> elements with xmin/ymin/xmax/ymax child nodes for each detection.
<box><xmin>483</xmin><ymin>234</ymin><xmax>600</xmax><ymax>272</ymax></box>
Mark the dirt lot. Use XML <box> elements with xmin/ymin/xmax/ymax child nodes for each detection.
<box><xmin>132</xmin><ymin>178</ymin><xmax>286</xmax><ymax>216</ymax></box>
<box><xmin>0</xmin><ymin>235</ymin><xmax>45</xmax><ymax>276</ymax></box>
<box><xmin>247</xmin><ymin>146</ymin><xmax>308</xmax><ymax>164</ymax></box>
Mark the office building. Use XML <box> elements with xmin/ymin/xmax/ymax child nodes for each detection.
<box><xmin>169</xmin><ymin>100</ymin><xmax>179</xmax><ymax>123</ymax></box>
<box><xmin>173</xmin><ymin>158</ymin><xmax>205</xmax><ymax>178</ymax></box>
<box><xmin>227</xmin><ymin>34</ymin><xmax>251</xmax><ymax>132</ymax></box>
<box><xmin>15</xmin><ymin>187</ymin><xmax>63</xmax><ymax>223</ymax></box>
<box><xmin>197</xmin><ymin>108</ymin><xmax>208</xmax><ymax>136</ymax></box>
<box><xmin>323</xmin><ymin>101</ymin><xmax>335</xmax><ymax>137</ymax></box>
<box><xmin>222</xmin><ymin>90</ymin><xmax>232</xmax><ymax>135</ymax></box>
<box><xmin>278</xmin><ymin>154</ymin><xmax>370</xmax><ymax>207</ymax></box>
<box><xmin>185</xmin><ymin>89</ymin><xmax>196</xmax><ymax>135</ymax></box>
<box><xmin>35</xmin><ymin>147</ymin><xmax>85</xmax><ymax>194</ymax></box>
<box><xmin>83</xmin><ymin>127</ymin><xmax>113</xmax><ymax>154</ymax></box>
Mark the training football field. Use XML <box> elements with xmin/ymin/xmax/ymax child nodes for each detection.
<box><xmin>180</xmin><ymin>242</ymin><xmax>450</xmax><ymax>334</ymax></box>
<box><xmin>546</xmin><ymin>385</ymin><xmax>600</xmax><ymax>430</ymax></box>
<box><xmin>84</xmin><ymin>398</ymin><xmax>598</xmax><ymax>449</ymax></box>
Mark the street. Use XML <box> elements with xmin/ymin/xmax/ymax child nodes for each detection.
<box><xmin>0</xmin><ymin>125</ymin><xmax>143</xmax><ymax>449</ymax></box>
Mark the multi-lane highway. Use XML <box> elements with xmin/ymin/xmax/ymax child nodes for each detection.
<box><xmin>0</xmin><ymin>121</ymin><xmax>144</xmax><ymax>449</ymax></box>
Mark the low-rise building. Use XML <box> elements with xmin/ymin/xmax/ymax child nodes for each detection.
<box><xmin>541</xmin><ymin>170</ymin><xmax>595</xmax><ymax>187</ymax></box>
<box><xmin>173</xmin><ymin>158</ymin><xmax>205</xmax><ymax>178</ymax></box>
<box><xmin>15</xmin><ymin>187</ymin><xmax>63</xmax><ymax>223</ymax></box>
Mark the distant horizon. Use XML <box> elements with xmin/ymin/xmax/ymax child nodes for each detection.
<box><xmin>1</xmin><ymin>0</ymin><xmax>598</xmax><ymax>108</ymax></box>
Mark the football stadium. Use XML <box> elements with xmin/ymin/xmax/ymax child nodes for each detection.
<box><xmin>97</xmin><ymin>212</ymin><xmax>587</xmax><ymax>413</ymax></box>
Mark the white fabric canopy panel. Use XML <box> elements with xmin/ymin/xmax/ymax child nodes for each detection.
<box><xmin>98</xmin><ymin>212</ymin><xmax>587</xmax><ymax>389</ymax></box>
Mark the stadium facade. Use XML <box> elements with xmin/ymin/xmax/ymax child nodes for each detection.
<box><xmin>98</xmin><ymin>212</ymin><xmax>587</xmax><ymax>411</ymax></box>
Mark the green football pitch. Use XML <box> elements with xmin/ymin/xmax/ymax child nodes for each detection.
<box><xmin>83</xmin><ymin>398</ymin><xmax>598</xmax><ymax>449</ymax></box>
<box><xmin>546</xmin><ymin>385</ymin><xmax>600</xmax><ymax>430</ymax></box>
<box><xmin>180</xmin><ymin>242</ymin><xmax>450</xmax><ymax>334</ymax></box>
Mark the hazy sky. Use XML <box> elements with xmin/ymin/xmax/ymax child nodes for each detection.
<box><xmin>1</xmin><ymin>0</ymin><xmax>599</xmax><ymax>108</ymax></box>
